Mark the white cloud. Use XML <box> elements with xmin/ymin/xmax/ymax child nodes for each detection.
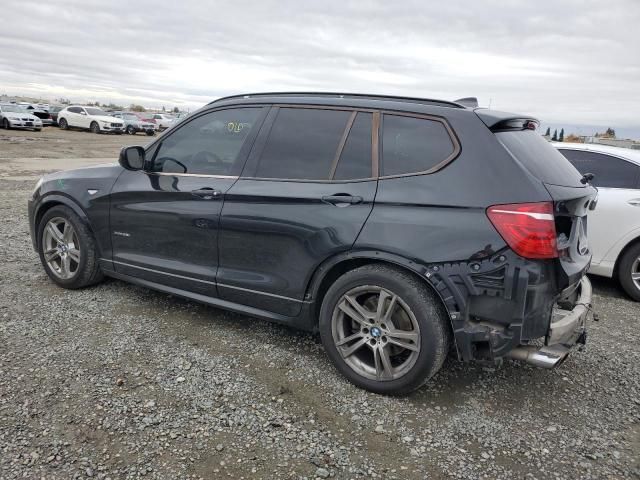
<box><xmin>1</xmin><ymin>0</ymin><xmax>638</xmax><ymax>129</ymax></box>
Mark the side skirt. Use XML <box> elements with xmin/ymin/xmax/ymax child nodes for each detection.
<box><xmin>104</xmin><ymin>270</ymin><xmax>315</xmax><ymax>330</ymax></box>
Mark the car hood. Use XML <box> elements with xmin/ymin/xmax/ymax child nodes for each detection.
<box><xmin>43</xmin><ymin>163</ymin><xmax>121</xmax><ymax>182</ymax></box>
<box><xmin>5</xmin><ymin>112</ymin><xmax>40</xmax><ymax>120</ymax></box>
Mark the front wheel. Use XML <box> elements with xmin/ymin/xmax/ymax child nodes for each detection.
<box><xmin>618</xmin><ymin>243</ymin><xmax>640</xmax><ymax>301</ymax></box>
<box><xmin>319</xmin><ymin>265</ymin><xmax>450</xmax><ymax>395</ymax></box>
<box><xmin>126</xmin><ymin>125</ymin><xmax>136</xmax><ymax>135</ymax></box>
<box><xmin>90</xmin><ymin>122</ymin><xmax>100</xmax><ymax>134</ymax></box>
<box><xmin>2</xmin><ymin>118</ymin><xmax>10</xmax><ymax>129</ymax></box>
<box><xmin>38</xmin><ymin>205</ymin><xmax>104</xmax><ymax>289</ymax></box>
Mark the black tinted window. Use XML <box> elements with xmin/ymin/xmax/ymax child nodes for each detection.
<box><xmin>496</xmin><ymin>131</ymin><xmax>584</xmax><ymax>187</ymax></box>
<box><xmin>68</xmin><ymin>107</ymin><xmax>82</xmax><ymax>114</ymax></box>
<box><xmin>255</xmin><ymin>108</ymin><xmax>350</xmax><ymax>180</ymax></box>
<box><xmin>151</xmin><ymin>108</ymin><xmax>262</xmax><ymax>176</ymax></box>
<box><xmin>381</xmin><ymin>115</ymin><xmax>455</xmax><ymax>176</ymax></box>
<box><xmin>333</xmin><ymin>112</ymin><xmax>372</xmax><ymax>180</ymax></box>
<box><xmin>559</xmin><ymin>149</ymin><xmax>640</xmax><ymax>189</ymax></box>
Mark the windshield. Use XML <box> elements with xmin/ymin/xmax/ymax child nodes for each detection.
<box><xmin>85</xmin><ymin>107</ymin><xmax>106</xmax><ymax>116</ymax></box>
<box><xmin>1</xmin><ymin>105</ymin><xmax>22</xmax><ymax>113</ymax></box>
<box><xmin>123</xmin><ymin>114</ymin><xmax>139</xmax><ymax>119</ymax></box>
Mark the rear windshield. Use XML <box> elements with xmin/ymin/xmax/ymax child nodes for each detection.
<box><xmin>496</xmin><ymin>130</ymin><xmax>584</xmax><ymax>187</ymax></box>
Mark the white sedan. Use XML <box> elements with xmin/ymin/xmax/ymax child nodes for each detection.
<box><xmin>554</xmin><ymin>142</ymin><xmax>640</xmax><ymax>300</ymax></box>
<box><xmin>0</xmin><ymin>103</ymin><xmax>43</xmax><ymax>131</ymax></box>
<box><xmin>57</xmin><ymin>106</ymin><xmax>124</xmax><ymax>134</ymax></box>
<box><xmin>150</xmin><ymin>113</ymin><xmax>176</xmax><ymax>130</ymax></box>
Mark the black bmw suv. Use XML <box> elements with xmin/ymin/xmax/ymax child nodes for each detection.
<box><xmin>28</xmin><ymin>92</ymin><xmax>596</xmax><ymax>394</ymax></box>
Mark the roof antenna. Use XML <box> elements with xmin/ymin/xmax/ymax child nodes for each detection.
<box><xmin>454</xmin><ymin>97</ymin><xmax>479</xmax><ymax>108</ymax></box>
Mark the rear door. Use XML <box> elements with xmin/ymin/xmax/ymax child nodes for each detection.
<box><xmin>558</xmin><ymin>148</ymin><xmax>640</xmax><ymax>267</ymax></box>
<box><xmin>495</xmin><ymin>131</ymin><xmax>597</xmax><ymax>287</ymax></box>
<box><xmin>217</xmin><ymin>106</ymin><xmax>377</xmax><ymax>316</ymax></box>
<box><xmin>65</xmin><ymin>107</ymin><xmax>83</xmax><ymax>127</ymax></box>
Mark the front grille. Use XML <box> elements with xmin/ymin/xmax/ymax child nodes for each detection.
<box><xmin>111</xmin><ymin>123</ymin><xmax>123</xmax><ymax>127</ymax></box>
<box><xmin>22</xmin><ymin>118</ymin><xmax>30</xmax><ymax>121</ymax></box>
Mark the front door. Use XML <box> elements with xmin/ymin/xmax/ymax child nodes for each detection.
<box><xmin>109</xmin><ymin>106</ymin><xmax>267</xmax><ymax>295</ymax></box>
<box><xmin>218</xmin><ymin>106</ymin><xmax>377</xmax><ymax>316</ymax></box>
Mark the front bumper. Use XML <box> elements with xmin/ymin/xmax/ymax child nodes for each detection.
<box><xmin>100</xmin><ymin>124</ymin><xmax>125</xmax><ymax>133</ymax></box>
<box><xmin>9</xmin><ymin>119</ymin><xmax>42</xmax><ymax>129</ymax></box>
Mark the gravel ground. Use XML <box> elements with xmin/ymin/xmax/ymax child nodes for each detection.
<box><xmin>1</xmin><ymin>128</ymin><xmax>639</xmax><ymax>479</ymax></box>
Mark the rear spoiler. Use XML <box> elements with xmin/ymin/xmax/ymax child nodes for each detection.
<box><xmin>474</xmin><ymin>108</ymin><xmax>539</xmax><ymax>132</ymax></box>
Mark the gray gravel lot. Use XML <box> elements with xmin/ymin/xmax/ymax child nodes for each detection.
<box><xmin>1</xmin><ymin>129</ymin><xmax>639</xmax><ymax>479</ymax></box>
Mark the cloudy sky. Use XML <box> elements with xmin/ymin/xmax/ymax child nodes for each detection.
<box><xmin>2</xmin><ymin>0</ymin><xmax>639</xmax><ymax>132</ymax></box>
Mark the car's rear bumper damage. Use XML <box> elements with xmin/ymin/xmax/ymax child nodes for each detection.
<box><xmin>505</xmin><ymin>276</ymin><xmax>590</xmax><ymax>368</ymax></box>
<box><xmin>426</xmin><ymin>249</ymin><xmax>592</xmax><ymax>366</ymax></box>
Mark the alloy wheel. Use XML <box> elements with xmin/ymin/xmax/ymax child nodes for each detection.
<box><xmin>331</xmin><ymin>286</ymin><xmax>421</xmax><ymax>381</ymax></box>
<box><xmin>632</xmin><ymin>256</ymin><xmax>640</xmax><ymax>291</ymax></box>
<box><xmin>42</xmin><ymin>217</ymin><xmax>81</xmax><ymax>280</ymax></box>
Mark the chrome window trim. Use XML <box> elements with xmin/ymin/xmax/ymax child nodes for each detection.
<box><xmin>147</xmin><ymin>172</ymin><xmax>239</xmax><ymax>180</ymax></box>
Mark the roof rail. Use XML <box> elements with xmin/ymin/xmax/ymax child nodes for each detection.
<box><xmin>209</xmin><ymin>92</ymin><xmax>465</xmax><ymax>109</ymax></box>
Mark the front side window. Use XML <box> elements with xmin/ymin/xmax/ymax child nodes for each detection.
<box><xmin>151</xmin><ymin>107</ymin><xmax>263</xmax><ymax>176</ymax></box>
<box><xmin>254</xmin><ymin>108</ymin><xmax>351</xmax><ymax>180</ymax></box>
<box><xmin>381</xmin><ymin>114</ymin><xmax>456</xmax><ymax>177</ymax></box>
<box><xmin>559</xmin><ymin>149</ymin><xmax>640</xmax><ymax>189</ymax></box>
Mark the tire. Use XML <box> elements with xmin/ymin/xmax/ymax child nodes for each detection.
<box><xmin>59</xmin><ymin>118</ymin><xmax>68</xmax><ymax>130</ymax></box>
<box><xmin>319</xmin><ymin>264</ymin><xmax>451</xmax><ymax>395</ymax></box>
<box><xmin>3</xmin><ymin>118</ymin><xmax>10</xmax><ymax>129</ymax></box>
<box><xmin>618</xmin><ymin>242</ymin><xmax>640</xmax><ymax>301</ymax></box>
<box><xmin>34</xmin><ymin>128</ymin><xmax>42</xmax><ymax>132</ymax></box>
<box><xmin>127</xmin><ymin>125</ymin><xmax>136</xmax><ymax>135</ymax></box>
<box><xmin>145</xmin><ymin>130</ymin><xmax>155</xmax><ymax>136</ymax></box>
<box><xmin>90</xmin><ymin>121</ymin><xmax>100</xmax><ymax>134</ymax></box>
<box><xmin>37</xmin><ymin>205</ymin><xmax>104</xmax><ymax>289</ymax></box>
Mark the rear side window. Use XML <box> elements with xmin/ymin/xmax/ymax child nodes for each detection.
<box><xmin>381</xmin><ymin>114</ymin><xmax>456</xmax><ymax>176</ymax></box>
<box><xmin>495</xmin><ymin>131</ymin><xmax>584</xmax><ymax>187</ymax></box>
<box><xmin>255</xmin><ymin>108</ymin><xmax>350</xmax><ymax>180</ymax></box>
<box><xmin>333</xmin><ymin>112</ymin><xmax>372</xmax><ymax>180</ymax></box>
<box><xmin>68</xmin><ymin>107</ymin><xmax>82</xmax><ymax>114</ymax></box>
<box><xmin>559</xmin><ymin>149</ymin><xmax>640</xmax><ymax>189</ymax></box>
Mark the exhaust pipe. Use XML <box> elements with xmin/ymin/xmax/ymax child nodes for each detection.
<box><xmin>505</xmin><ymin>344</ymin><xmax>570</xmax><ymax>369</ymax></box>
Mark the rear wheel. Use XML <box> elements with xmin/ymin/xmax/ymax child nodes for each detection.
<box><xmin>90</xmin><ymin>121</ymin><xmax>100</xmax><ymax>134</ymax></box>
<box><xmin>319</xmin><ymin>265</ymin><xmax>450</xmax><ymax>395</ymax></box>
<box><xmin>145</xmin><ymin>129</ymin><xmax>155</xmax><ymax>136</ymax></box>
<box><xmin>37</xmin><ymin>206</ymin><xmax>103</xmax><ymax>289</ymax></box>
<box><xmin>127</xmin><ymin>125</ymin><xmax>136</xmax><ymax>135</ymax></box>
<box><xmin>618</xmin><ymin>243</ymin><xmax>640</xmax><ymax>301</ymax></box>
<box><xmin>59</xmin><ymin>118</ymin><xmax>68</xmax><ymax>130</ymax></box>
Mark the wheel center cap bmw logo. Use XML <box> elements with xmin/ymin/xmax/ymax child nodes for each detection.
<box><xmin>371</xmin><ymin>327</ymin><xmax>382</xmax><ymax>338</ymax></box>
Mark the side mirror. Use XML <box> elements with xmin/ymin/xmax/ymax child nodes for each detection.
<box><xmin>80</xmin><ymin>111</ymin><xmax>87</xmax><ymax>115</ymax></box>
<box><xmin>119</xmin><ymin>146</ymin><xmax>146</xmax><ymax>171</ymax></box>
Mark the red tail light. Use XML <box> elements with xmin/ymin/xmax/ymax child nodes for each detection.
<box><xmin>487</xmin><ymin>202</ymin><xmax>558</xmax><ymax>259</ymax></box>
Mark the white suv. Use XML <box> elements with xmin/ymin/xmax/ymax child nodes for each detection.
<box><xmin>554</xmin><ymin>142</ymin><xmax>640</xmax><ymax>300</ymax></box>
<box><xmin>57</xmin><ymin>106</ymin><xmax>124</xmax><ymax>134</ymax></box>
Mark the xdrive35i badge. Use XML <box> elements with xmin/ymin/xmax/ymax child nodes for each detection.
<box><xmin>113</xmin><ymin>231</ymin><xmax>131</xmax><ymax>237</ymax></box>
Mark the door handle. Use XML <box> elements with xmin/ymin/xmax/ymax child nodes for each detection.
<box><xmin>628</xmin><ymin>199</ymin><xmax>640</xmax><ymax>207</ymax></box>
<box><xmin>191</xmin><ymin>187</ymin><xmax>221</xmax><ymax>200</ymax></box>
<box><xmin>321</xmin><ymin>194</ymin><xmax>363</xmax><ymax>206</ymax></box>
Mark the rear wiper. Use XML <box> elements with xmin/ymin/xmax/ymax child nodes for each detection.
<box><xmin>580</xmin><ymin>172</ymin><xmax>595</xmax><ymax>185</ymax></box>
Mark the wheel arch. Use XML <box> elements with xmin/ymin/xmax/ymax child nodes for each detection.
<box><xmin>613</xmin><ymin>234</ymin><xmax>640</xmax><ymax>278</ymax></box>
<box><xmin>34</xmin><ymin>195</ymin><xmax>94</xmax><ymax>245</ymax></box>
<box><xmin>305</xmin><ymin>250</ymin><xmax>454</xmax><ymax>327</ymax></box>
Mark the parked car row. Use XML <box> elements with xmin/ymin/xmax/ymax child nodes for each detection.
<box><xmin>0</xmin><ymin>102</ymin><xmax>180</xmax><ymax>134</ymax></box>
